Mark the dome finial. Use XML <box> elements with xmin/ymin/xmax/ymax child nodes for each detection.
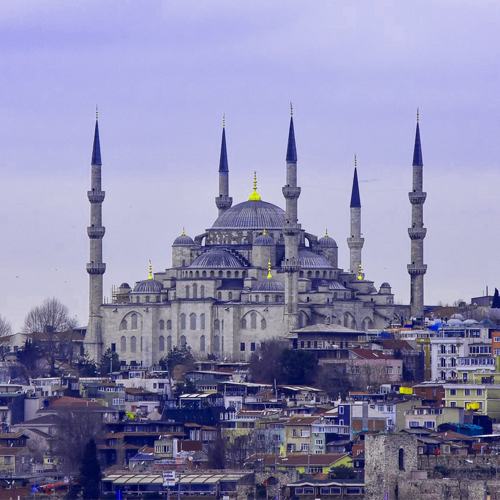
<box><xmin>96</xmin><ymin>105</ymin><xmax>98</xmax><ymax>121</ymax></box>
<box><xmin>354</xmin><ymin>154</ymin><xmax>357</xmax><ymax>168</ymax></box>
<box><xmin>267</xmin><ymin>260</ymin><xmax>272</xmax><ymax>279</ymax></box>
<box><xmin>223</xmin><ymin>114</ymin><xmax>225</xmax><ymax>129</ymax></box>
<box><xmin>263</xmin><ymin>228</ymin><xmax>267</xmax><ymax>236</ymax></box>
<box><xmin>148</xmin><ymin>260</ymin><xmax>153</xmax><ymax>280</ymax></box>
<box><xmin>290</xmin><ymin>101</ymin><xmax>293</xmax><ymax>117</ymax></box>
<box><xmin>357</xmin><ymin>263</ymin><xmax>363</xmax><ymax>281</ymax></box>
<box><xmin>182</xmin><ymin>227</ymin><xmax>186</xmax><ymax>236</ymax></box>
<box><xmin>248</xmin><ymin>171</ymin><xmax>262</xmax><ymax>201</ymax></box>
<box><xmin>325</xmin><ymin>229</ymin><xmax>328</xmax><ymax>237</ymax></box>
<box><xmin>417</xmin><ymin>108</ymin><xmax>419</xmax><ymax>123</ymax></box>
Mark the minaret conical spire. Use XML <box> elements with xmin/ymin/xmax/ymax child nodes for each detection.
<box><xmin>350</xmin><ymin>158</ymin><xmax>361</xmax><ymax>208</ymax></box>
<box><xmin>412</xmin><ymin>111</ymin><xmax>423</xmax><ymax>166</ymax></box>
<box><xmin>286</xmin><ymin>105</ymin><xmax>298</xmax><ymax>162</ymax></box>
<box><xmin>91</xmin><ymin>110</ymin><xmax>102</xmax><ymax>166</ymax></box>
<box><xmin>215</xmin><ymin>115</ymin><xmax>233</xmax><ymax>215</ymax></box>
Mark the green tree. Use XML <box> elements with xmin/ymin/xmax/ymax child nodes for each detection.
<box><xmin>79</xmin><ymin>439</ymin><xmax>102</xmax><ymax>499</ymax></box>
<box><xmin>17</xmin><ymin>339</ymin><xmax>43</xmax><ymax>380</ymax></box>
<box><xmin>249</xmin><ymin>338</ymin><xmax>289</xmax><ymax>384</ymax></box>
<box><xmin>77</xmin><ymin>353</ymin><xmax>98</xmax><ymax>377</ymax></box>
<box><xmin>159</xmin><ymin>345</ymin><xmax>195</xmax><ymax>375</ymax></box>
<box><xmin>330</xmin><ymin>464</ymin><xmax>356</xmax><ymax>479</ymax></box>
<box><xmin>100</xmin><ymin>348</ymin><xmax>120</xmax><ymax>375</ymax></box>
<box><xmin>280</xmin><ymin>348</ymin><xmax>318</xmax><ymax>385</ymax></box>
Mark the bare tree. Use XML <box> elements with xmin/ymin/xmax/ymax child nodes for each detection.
<box><xmin>22</xmin><ymin>298</ymin><xmax>77</xmax><ymax>376</ymax></box>
<box><xmin>0</xmin><ymin>314</ymin><xmax>12</xmax><ymax>337</ymax></box>
<box><xmin>53</xmin><ymin>408</ymin><xmax>105</xmax><ymax>473</ymax></box>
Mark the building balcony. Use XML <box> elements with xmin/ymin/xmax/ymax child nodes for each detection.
<box><xmin>407</xmin><ymin>264</ymin><xmax>427</xmax><ymax>276</ymax></box>
<box><xmin>87</xmin><ymin>190</ymin><xmax>105</xmax><ymax>203</ymax></box>
<box><xmin>86</xmin><ymin>263</ymin><xmax>106</xmax><ymax>275</ymax></box>
<box><xmin>408</xmin><ymin>192</ymin><xmax>427</xmax><ymax>204</ymax></box>
<box><xmin>408</xmin><ymin>227</ymin><xmax>427</xmax><ymax>240</ymax></box>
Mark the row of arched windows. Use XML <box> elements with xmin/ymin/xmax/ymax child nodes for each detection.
<box><xmin>182</xmin><ymin>270</ymin><xmax>248</xmax><ymax>279</ymax></box>
<box><xmin>120</xmin><ymin>334</ymin><xmax>208</xmax><ymax>353</ymax></box>
<box><xmin>299</xmin><ymin>270</ymin><xmax>335</xmax><ymax>279</ymax></box>
<box><xmin>249</xmin><ymin>294</ymin><xmax>283</xmax><ymax>303</ymax></box>
<box><xmin>185</xmin><ymin>285</ymin><xmax>205</xmax><ymax>299</ymax></box>
<box><xmin>120</xmin><ymin>313</ymin><xmax>138</xmax><ymax>331</ymax></box>
<box><xmin>240</xmin><ymin>312</ymin><xmax>266</xmax><ymax>330</ymax></box>
<box><xmin>179</xmin><ymin>313</ymin><xmax>206</xmax><ymax>330</ymax></box>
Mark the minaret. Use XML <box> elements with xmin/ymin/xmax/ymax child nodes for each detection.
<box><xmin>282</xmin><ymin>105</ymin><xmax>301</xmax><ymax>333</ymax></box>
<box><xmin>215</xmin><ymin>115</ymin><xmax>233</xmax><ymax>216</ymax></box>
<box><xmin>407</xmin><ymin>110</ymin><xmax>427</xmax><ymax>320</ymax></box>
<box><xmin>85</xmin><ymin>109</ymin><xmax>106</xmax><ymax>363</ymax></box>
<box><xmin>347</xmin><ymin>156</ymin><xmax>364</xmax><ymax>277</ymax></box>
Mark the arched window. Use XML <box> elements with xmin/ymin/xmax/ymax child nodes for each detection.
<box><xmin>307</xmin><ymin>271</ymin><xmax>312</xmax><ymax>278</ymax></box>
<box><xmin>228</xmin><ymin>291</ymin><xmax>233</xmax><ymax>300</ymax></box>
<box><xmin>131</xmin><ymin>336</ymin><xmax>137</xmax><ymax>353</ymax></box>
<box><xmin>275</xmin><ymin>295</ymin><xmax>280</xmax><ymax>302</ymax></box>
<box><xmin>120</xmin><ymin>336</ymin><xmax>126</xmax><ymax>352</ymax></box>
<box><xmin>167</xmin><ymin>335</ymin><xmax>172</xmax><ymax>351</ymax></box>
<box><xmin>261</xmin><ymin>318</ymin><xmax>266</xmax><ymax>330</ymax></box>
<box><xmin>190</xmin><ymin>313</ymin><xmax>197</xmax><ymax>330</ymax></box>
<box><xmin>440</xmin><ymin>358</ymin><xmax>446</xmax><ymax>367</ymax></box>
<box><xmin>193</xmin><ymin>284</ymin><xmax>198</xmax><ymax>299</ymax></box>
<box><xmin>213</xmin><ymin>335</ymin><xmax>220</xmax><ymax>353</ymax></box>
<box><xmin>131</xmin><ymin>314</ymin><xmax>138</xmax><ymax>330</ymax></box>
<box><xmin>299</xmin><ymin>271</ymin><xmax>304</xmax><ymax>278</ymax></box>
<box><xmin>145</xmin><ymin>296</ymin><xmax>150</xmax><ymax>303</ymax></box>
<box><xmin>159</xmin><ymin>320</ymin><xmax>165</xmax><ymax>330</ymax></box>
<box><xmin>218</xmin><ymin>271</ymin><xmax>223</xmax><ymax>278</ymax></box>
<box><xmin>214</xmin><ymin>319</ymin><xmax>220</xmax><ymax>330</ymax></box>
<box><xmin>185</xmin><ymin>286</ymin><xmax>190</xmax><ymax>299</ymax></box>
<box><xmin>180</xmin><ymin>335</ymin><xmax>186</xmax><ymax>347</ymax></box>
<box><xmin>136</xmin><ymin>296</ymin><xmax>140</xmax><ymax>303</ymax></box>
<box><xmin>201</xmin><ymin>286</ymin><xmax>205</xmax><ymax>299</ymax></box>
<box><xmin>235</xmin><ymin>271</ymin><xmax>239</xmax><ymax>278</ymax></box>
<box><xmin>251</xmin><ymin>313</ymin><xmax>257</xmax><ymax>329</ymax></box>
<box><xmin>334</xmin><ymin>292</ymin><xmax>337</xmax><ymax>300</ymax></box>
<box><xmin>140</xmin><ymin>337</ymin><xmax>143</xmax><ymax>352</ymax></box>
<box><xmin>450</xmin><ymin>357</ymin><xmax>456</xmax><ymax>367</ymax></box>
<box><xmin>398</xmin><ymin>448</ymin><xmax>405</xmax><ymax>471</ymax></box>
<box><xmin>200</xmin><ymin>335</ymin><xmax>205</xmax><ymax>352</ymax></box>
<box><xmin>200</xmin><ymin>314</ymin><xmax>206</xmax><ymax>330</ymax></box>
<box><xmin>202</xmin><ymin>271</ymin><xmax>206</xmax><ymax>278</ymax></box>
<box><xmin>217</xmin><ymin>292</ymin><xmax>222</xmax><ymax>300</ymax></box>
<box><xmin>195</xmin><ymin>271</ymin><xmax>199</xmax><ymax>278</ymax></box>
<box><xmin>189</xmin><ymin>271</ymin><xmax>193</xmax><ymax>278</ymax></box>
<box><xmin>440</xmin><ymin>344</ymin><xmax>446</xmax><ymax>354</ymax></box>
<box><xmin>167</xmin><ymin>320</ymin><xmax>172</xmax><ymax>330</ymax></box>
<box><xmin>241</xmin><ymin>318</ymin><xmax>247</xmax><ymax>329</ymax></box>
<box><xmin>159</xmin><ymin>335</ymin><xmax>165</xmax><ymax>351</ymax></box>
<box><xmin>180</xmin><ymin>314</ymin><xmax>186</xmax><ymax>330</ymax></box>
<box><xmin>210</xmin><ymin>271</ymin><xmax>215</xmax><ymax>278</ymax></box>
<box><xmin>255</xmin><ymin>295</ymin><xmax>259</xmax><ymax>302</ymax></box>
<box><xmin>264</xmin><ymin>295</ymin><xmax>269</xmax><ymax>303</ymax></box>
<box><xmin>156</xmin><ymin>296</ymin><xmax>160</xmax><ymax>303</ymax></box>
<box><xmin>226</xmin><ymin>271</ymin><xmax>231</xmax><ymax>278</ymax></box>
<box><xmin>120</xmin><ymin>319</ymin><xmax>128</xmax><ymax>331</ymax></box>
<box><xmin>440</xmin><ymin>371</ymin><xmax>446</xmax><ymax>380</ymax></box>
<box><xmin>450</xmin><ymin>345</ymin><xmax>457</xmax><ymax>354</ymax></box>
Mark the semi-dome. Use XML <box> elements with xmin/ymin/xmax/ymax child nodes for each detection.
<box><xmin>318</xmin><ymin>231</ymin><xmax>337</xmax><ymax>248</ymax></box>
<box><xmin>133</xmin><ymin>279</ymin><xmax>163</xmax><ymax>294</ymax></box>
<box><xmin>253</xmin><ymin>278</ymin><xmax>285</xmax><ymax>293</ymax></box>
<box><xmin>190</xmin><ymin>249</ymin><xmax>245</xmax><ymax>268</ymax></box>
<box><xmin>298</xmin><ymin>250</ymin><xmax>334</xmax><ymax>269</ymax></box>
<box><xmin>210</xmin><ymin>200</ymin><xmax>285</xmax><ymax>230</ymax></box>
<box><xmin>254</xmin><ymin>230</ymin><xmax>275</xmax><ymax>246</ymax></box>
<box><xmin>329</xmin><ymin>281</ymin><xmax>347</xmax><ymax>290</ymax></box>
<box><xmin>173</xmin><ymin>229</ymin><xmax>195</xmax><ymax>246</ymax></box>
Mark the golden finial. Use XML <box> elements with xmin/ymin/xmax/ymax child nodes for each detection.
<box><xmin>96</xmin><ymin>105</ymin><xmax>98</xmax><ymax>120</ymax></box>
<box><xmin>417</xmin><ymin>108</ymin><xmax>419</xmax><ymax>123</ymax></box>
<box><xmin>148</xmin><ymin>260</ymin><xmax>153</xmax><ymax>280</ymax></box>
<box><xmin>248</xmin><ymin>171</ymin><xmax>262</xmax><ymax>201</ymax></box>
<box><xmin>182</xmin><ymin>227</ymin><xmax>186</xmax><ymax>236</ymax></box>
<box><xmin>290</xmin><ymin>102</ymin><xmax>293</xmax><ymax>117</ymax></box>
<box><xmin>223</xmin><ymin>114</ymin><xmax>225</xmax><ymax>129</ymax></box>
<box><xmin>325</xmin><ymin>229</ymin><xmax>329</xmax><ymax>238</ymax></box>
<box><xmin>357</xmin><ymin>263</ymin><xmax>363</xmax><ymax>281</ymax></box>
<box><xmin>263</xmin><ymin>228</ymin><xmax>267</xmax><ymax>236</ymax></box>
<box><xmin>267</xmin><ymin>260</ymin><xmax>272</xmax><ymax>279</ymax></box>
<box><xmin>354</xmin><ymin>154</ymin><xmax>357</xmax><ymax>168</ymax></box>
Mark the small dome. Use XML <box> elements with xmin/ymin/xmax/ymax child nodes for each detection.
<box><xmin>133</xmin><ymin>279</ymin><xmax>163</xmax><ymax>294</ymax></box>
<box><xmin>380</xmin><ymin>282</ymin><xmax>391</xmax><ymax>288</ymax></box>
<box><xmin>463</xmin><ymin>319</ymin><xmax>479</xmax><ymax>325</ymax></box>
<box><xmin>120</xmin><ymin>283</ymin><xmax>131</xmax><ymax>288</ymax></box>
<box><xmin>450</xmin><ymin>313</ymin><xmax>464</xmax><ymax>321</ymax></box>
<box><xmin>173</xmin><ymin>231</ymin><xmax>195</xmax><ymax>246</ymax></box>
<box><xmin>252</xmin><ymin>278</ymin><xmax>285</xmax><ymax>293</ymax></box>
<box><xmin>298</xmin><ymin>250</ymin><xmax>334</xmax><ymax>269</ymax></box>
<box><xmin>190</xmin><ymin>249</ymin><xmax>244</xmax><ymax>268</ymax></box>
<box><xmin>254</xmin><ymin>231</ymin><xmax>275</xmax><ymax>246</ymax></box>
<box><xmin>318</xmin><ymin>233</ymin><xmax>337</xmax><ymax>248</ymax></box>
<box><xmin>329</xmin><ymin>281</ymin><xmax>347</xmax><ymax>290</ymax></box>
<box><xmin>320</xmin><ymin>280</ymin><xmax>328</xmax><ymax>287</ymax></box>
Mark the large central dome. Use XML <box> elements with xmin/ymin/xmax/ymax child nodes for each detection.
<box><xmin>210</xmin><ymin>200</ymin><xmax>286</xmax><ymax>230</ymax></box>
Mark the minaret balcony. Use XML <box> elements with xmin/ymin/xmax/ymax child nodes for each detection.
<box><xmin>282</xmin><ymin>257</ymin><xmax>301</xmax><ymax>273</ymax></box>
<box><xmin>215</xmin><ymin>196</ymin><xmax>233</xmax><ymax>210</ymax></box>
<box><xmin>347</xmin><ymin>237</ymin><xmax>364</xmax><ymax>249</ymax></box>
<box><xmin>408</xmin><ymin>227</ymin><xmax>427</xmax><ymax>240</ymax></box>
<box><xmin>87</xmin><ymin>226</ymin><xmax>106</xmax><ymax>239</ymax></box>
<box><xmin>283</xmin><ymin>222</ymin><xmax>301</xmax><ymax>235</ymax></box>
<box><xmin>87</xmin><ymin>190</ymin><xmax>105</xmax><ymax>203</ymax></box>
<box><xmin>408</xmin><ymin>192</ymin><xmax>427</xmax><ymax>205</ymax></box>
<box><xmin>86</xmin><ymin>263</ymin><xmax>106</xmax><ymax>275</ymax></box>
<box><xmin>407</xmin><ymin>264</ymin><xmax>427</xmax><ymax>276</ymax></box>
<box><xmin>282</xmin><ymin>186</ymin><xmax>301</xmax><ymax>199</ymax></box>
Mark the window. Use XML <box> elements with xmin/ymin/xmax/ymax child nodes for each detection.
<box><xmin>190</xmin><ymin>313</ymin><xmax>197</xmax><ymax>330</ymax></box>
<box><xmin>398</xmin><ymin>448</ymin><xmax>404</xmax><ymax>470</ymax></box>
<box><xmin>131</xmin><ymin>313</ymin><xmax>138</xmax><ymax>330</ymax></box>
<box><xmin>251</xmin><ymin>313</ymin><xmax>257</xmax><ymax>329</ymax></box>
<box><xmin>200</xmin><ymin>286</ymin><xmax>205</xmax><ymax>298</ymax></box>
<box><xmin>167</xmin><ymin>319</ymin><xmax>172</xmax><ymax>330</ymax></box>
<box><xmin>200</xmin><ymin>313</ymin><xmax>205</xmax><ymax>330</ymax></box>
<box><xmin>301</xmin><ymin>443</ymin><xmax>309</xmax><ymax>451</ymax></box>
<box><xmin>240</xmin><ymin>343</ymin><xmax>245</xmax><ymax>352</ymax></box>
<box><xmin>120</xmin><ymin>319</ymin><xmax>128</xmax><ymax>330</ymax></box>
<box><xmin>159</xmin><ymin>335</ymin><xmax>165</xmax><ymax>351</ymax></box>
<box><xmin>228</xmin><ymin>291</ymin><xmax>233</xmax><ymax>300</ymax></box>
<box><xmin>450</xmin><ymin>389</ymin><xmax>456</xmax><ymax>396</ymax></box>
<box><xmin>180</xmin><ymin>314</ymin><xmax>186</xmax><ymax>330</ymax></box>
<box><xmin>185</xmin><ymin>286</ymin><xmax>190</xmax><ymax>299</ymax></box>
<box><xmin>200</xmin><ymin>335</ymin><xmax>205</xmax><ymax>352</ymax></box>
<box><xmin>251</xmin><ymin>342</ymin><xmax>256</xmax><ymax>352</ymax></box>
<box><xmin>450</xmin><ymin>402</ymin><xmax>457</xmax><ymax>408</ymax></box>
<box><xmin>477</xmin><ymin>389</ymin><xmax>483</xmax><ymax>396</ymax></box>
<box><xmin>130</xmin><ymin>336</ymin><xmax>137</xmax><ymax>353</ymax></box>
<box><xmin>180</xmin><ymin>335</ymin><xmax>186</xmax><ymax>347</ymax></box>
<box><xmin>465</xmin><ymin>389</ymin><xmax>471</xmax><ymax>396</ymax></box>
<box><xmin>193</xmin><ymin>284</ymin><xmax>197</xmax><ymax>299</ymax></box>
<box><xmin>424</xmin><ymin>421</ymin><xmax>434</xmax><ymax>429</ymax></box>
<box><xmin>159</xmin><ymin>320</ymin><xmax>165</xmax><ymax>330</ymax></box>
<box><xmin>386</xmin><ymin>366</ymin><xmax>394</xmax><ymax>375</ymax></box>
<box><xmin>120</xmin><ymin>336</ymin><xmax>126</xmax><ymax>352</ymax></box>
<box><xmin>339</xmin><ymin>406</ymin><xmax>344</xmax><ymax>414</ymax></box>
<box><xmin>167</xmin><ymin>335</ymin><xmax>172</xmax><ymax>351</ymax></box>
<box><xmin>301</xmin><ymin>430</ymin><xmax>310</xmax><ymax>437</ymax></box>
<box><xmin>315</xmin><ymin>439</ymin><xmax>323</xmax><ymax>446</ymax></box>
<box><xmin>261</xmin><ymin>318</ymin><xmax>266</xmax><ymax>330</ymax></box>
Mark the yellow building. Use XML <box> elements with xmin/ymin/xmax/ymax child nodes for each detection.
<box><xmin>443</xmin><ymin>383</ymin><xmax>500</xmax><ymax>420</ymax></box>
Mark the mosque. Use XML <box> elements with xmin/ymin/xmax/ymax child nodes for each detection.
<box><xmin>84</xmin><ymin>110</ymin><xmax>424</xmax><ymax>366</ymax></box>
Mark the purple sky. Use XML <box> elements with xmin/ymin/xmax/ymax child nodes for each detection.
<box><xmin>1</xmin><ymin>1</ymin><xmax>500</xmax><ymax>331</ymax></box>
